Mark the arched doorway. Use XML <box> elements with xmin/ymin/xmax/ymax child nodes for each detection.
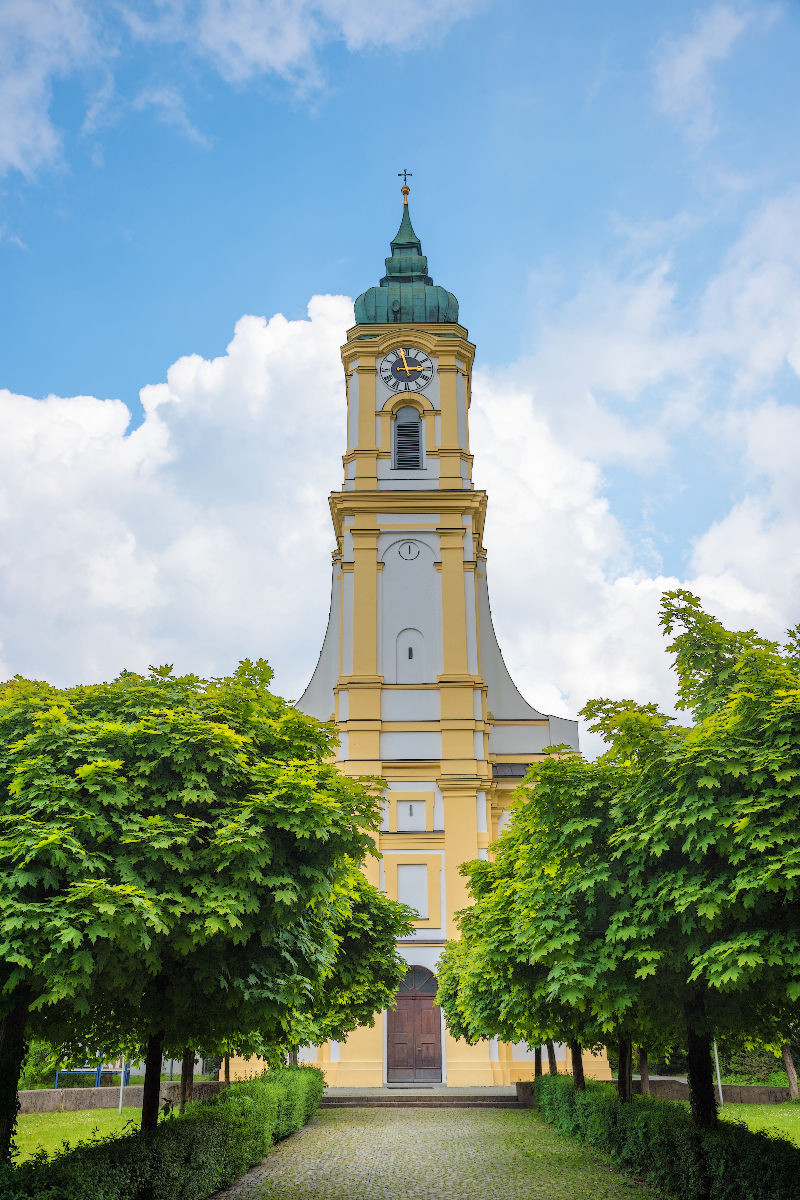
<box><xmin>387</xmin><ymin>966</ymin><xmax>442</xmax><ymax>1083</ymax></box>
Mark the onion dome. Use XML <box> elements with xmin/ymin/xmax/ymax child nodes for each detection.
<box><xmin>354</xmin><ymin>185</ymin><xmax>459</xmax><ymax>324</ymax></box>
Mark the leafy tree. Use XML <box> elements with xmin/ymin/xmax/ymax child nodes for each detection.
<box><xmin>0</xmin><ymin>660</ymin><xmax>406</xmax><ymax>1156</ymax></box>
<box><xmin>437</xmin><ymin>750</ymin><xmax>678</xmax><ymax>1101</ymax></box>
<box><xmin>439</xmin><ymin>591</ymin><xmax>799</xmax><ymax>1128</ymax></box>
<box><xmin>583</xmin><ymin>590</ymin><xmax>800</xmax><ymax>1125</ymax></box>
<box><xmin>204</xmin><ymin>869</ymin><xmax>415</xmax><ymax>1074</ymax></box>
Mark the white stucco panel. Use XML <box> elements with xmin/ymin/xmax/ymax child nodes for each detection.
<box><xmin>381</xmin><ymin>689</ymin><xmax>441</xmax><ymax>721</ymax></box>
<box><xmin>341</xmin><ymin>571</ymin><xmax>354</xmax><ymax>676</ymax></box>
<box><xmin>380</xmin><ymin>731</ymin><xmax>442</xmax><ymax>759</ymax></box>
<box><xmin>488</xmin><ymin>724</ymin><xmax>552</xmax><ymax>755</ymax></box>
<box><xmin>397</xmin><ymin>863</ymin><xmax>429</xmax><ymax>918</ymax></box>
<box><xmin>378</xmin><ymin>537</ymin><xmax>442</xmax><ymax>683</ymax></box>
<box><xmin>476</xmin><ymin>791</ymin><xmax>488</xmax><ymax>833</ymax></box>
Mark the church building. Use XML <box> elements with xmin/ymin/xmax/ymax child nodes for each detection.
<box><xmin>296</xmin><ymin>184</ymin><xmax>596</xmax><ymax>1087</ymax></box>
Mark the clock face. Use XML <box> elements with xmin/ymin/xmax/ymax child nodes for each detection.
<box><xmin>379</xmin><ymin>347</ymin><xmax>434</xmax><ymax>393</ymax></box>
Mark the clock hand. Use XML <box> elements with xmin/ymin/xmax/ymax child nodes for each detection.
<box><xmin>397</xmin><ymin>348</ymin><xmax>413</xmax><ymax>376</ymax></box>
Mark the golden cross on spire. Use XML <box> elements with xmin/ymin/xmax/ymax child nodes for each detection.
<box><xmin>398</xmin><ymin>169</ymin><xmax>412</xmax><ymax>204</ymax></box>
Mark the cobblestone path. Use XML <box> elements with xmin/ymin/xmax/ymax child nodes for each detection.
<box><xmin>215</xmin><ymin>1108</ymin><xmax>653</xmax><ymax>1199</ymax></box>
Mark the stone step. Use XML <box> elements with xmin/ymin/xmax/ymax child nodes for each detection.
<box><xmin>321</xmin><ymin>1096</ymin><xmax>522</xmax><ymax>1109</ymax></box>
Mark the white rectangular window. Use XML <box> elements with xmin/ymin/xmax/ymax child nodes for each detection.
<box><xmin>396</xmin><ymin>863</ymin><xmax>429</xmax><ymax>919</ymax></box>
<box><xmin>396</xmin><ymin>800</ymin><xmax>427</xmax><ymax>831</ymax></box>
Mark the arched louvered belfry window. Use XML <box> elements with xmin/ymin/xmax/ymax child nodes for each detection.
<box><xmin>393</xmin><ymin>406</ymin><xmax>422</xmax><ymax>470</ymax></box>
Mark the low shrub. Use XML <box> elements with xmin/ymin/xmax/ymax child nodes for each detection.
<box><xmin>0</xmin><ymin>1065</ymin><xmax>324</xmax><ymax>1200</ymax></box>
<box><xmin>720</xmin><ymin>1046</ymin><xmax>781</xmax><ymax>1085</ymax></box>
<box><xmin>534</xmin><ymin>1074</ymin><xmax>800</xmax><ymax>1200</ymax></box>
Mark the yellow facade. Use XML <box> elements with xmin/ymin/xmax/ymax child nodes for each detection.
<box><xmin>217</xmin><ymin>197</ymin><xmax>606</xmax><ymax>1090</ymax></box>
<box><xmin>291</xmin><ymin>287</ymin><xmax>609</xmax><ymax>1084</ymax></box>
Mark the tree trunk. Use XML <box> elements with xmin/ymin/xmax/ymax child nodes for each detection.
<box><xmin>782</xmin><ymin>1043</ymin><xmax>799</xmax><ymax>1101</ymax></box>
<box><xmin>638</xmin><ymin>1046</ymin><xmax>650</xmax><ymax>1096</ymax></box>
<box><xmin>534</xmin><ymin>1046</ymin><xmax>542</xmax><ymax>1078</ymax></box>
<box><xmin>0</xmin><ymin>994</ymin><xmax>29</xmax><ymax>1166</ymax></box>
<box><xmin>617</xmin><ymin>1033</ymin><xmax>633</xmax><ymax>1103</ymax></box>
<box><xmin>570</xmin><ymin>1040</ymin><xmax>585</xmax><ymax>1091</ymax></box>
<box><xmin>179</xmin><ymin>1045</ymin><xmax>194</xmax><ymax>1114</ymax></box>
<box><xmin>141</xmin><ymin>1031</ymin><xmax>165</xmax><ymax>1131</ymax></box>
<box><xmin>684</xmin><ymin>996</ymin><xmax>717</xmax><ymax>1129</ymax></box>
<box><xmin>287</xmin><ymin>1049</ymin><xmax>298</xmax><ymax>1067</ymax></box>
<box><xmin>546</xmin><ymin>1039</ymin><xmax>557</xmax><ymax>1075</ymax></box>
<box><xmin>224</xmin><ymin>1054</ymin><xmax>230</xmax><ymax>1085</ymax></box>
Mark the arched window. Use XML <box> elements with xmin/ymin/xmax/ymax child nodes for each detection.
<box><xmin>394</xmin><ymin>406</ymin><xmax>422</xmax><ymax>470</ymax></box>
<box><xmin>397</xmin><ymin>966</ymin><xmax>438</xmax><ymax>995</ymax></box>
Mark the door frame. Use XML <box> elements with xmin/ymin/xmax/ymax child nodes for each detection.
<box><xmin>384</xmin><ymin>964</ymin><xmax>445</xmax><ymax>1085</ymax></box>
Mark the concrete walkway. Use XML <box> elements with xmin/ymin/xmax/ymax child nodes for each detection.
<box><xmin>215</xmin><ymin>1107</ymin><xmax>654</xmax><ymax>1199</ymax></box>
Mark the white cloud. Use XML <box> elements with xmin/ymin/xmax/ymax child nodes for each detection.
<box><xmin>0</xmin><ymin>0</ymin><xmax>97</xmax><ymax>175</ymax></box>
<box><xmin>499</xmin><ymin>184</ymin><xmax>800</xmax><ymax>481</ymax></box>
<box><xmin>653</xmin><ymin>4</ymin><xmax>770</xmax><ymax>144</ymax></box>
<box><xmin>169</xmin><ymin>0</ymin><xmax>483</xmax><ymax>86</ymax></box>
<box><xmin>699</xmin><ymin>187</ymin><xmax>800</xmax><ymax>388</ymax></box>
<box><xmin>498</xmin><ymin>261</ymin><xmax>688</xmax><ymax>471</ymax></box>
<box><xmin>690</xmin><ymin>398</ymin><xmax>800</xmax><ymax>619</ymax></box>
<box><xmin>471</xmin><ymin>366</ymin><xmax>799</xmax><ymax>759</ymax></box>
<box><xmin>1</xmin><ymin>0</ymin><xmax>480</xmax><ymax>176</ymax></box>
<box><xmin>0</xmin><ymin>296</ymin><xmax>350</xmax><ymax>691</ymax></box>
<box><xmin>133</xmin><ymin>84</ymin><xmax>210</xmax><ymax>144</ymax></box>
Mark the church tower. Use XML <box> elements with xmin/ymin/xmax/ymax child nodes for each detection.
<box><xmin>297</xmin><ymin>184</ymin><xmax>580</xmax><ymax>1087</ymax></box>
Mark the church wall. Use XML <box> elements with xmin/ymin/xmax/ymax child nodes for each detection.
<box><xmin>296</xmin><ymin>570</ymin><xmax>341</xmax><ymax>721</ymax></box>
<box><xmin>287</xmin><ymin>237</ymin><xmax>603</xmax><ymax>1084</ymax></box>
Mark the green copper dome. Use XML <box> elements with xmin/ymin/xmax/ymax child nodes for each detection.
<box><xmin>354</xmin><ymin>197</ymin><xmax>459</xmax><ymax>325</ymax></box>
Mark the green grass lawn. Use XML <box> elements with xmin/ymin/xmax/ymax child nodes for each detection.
<box><xmin>14</xmin><ymin>1108</ymin><xmax>142</xmax><ymax>1162</ymax></box>
<box><xmin>720</xmin><ymin>1102</ymin><xmax>800</xmax><ymax>1146</ymax></box>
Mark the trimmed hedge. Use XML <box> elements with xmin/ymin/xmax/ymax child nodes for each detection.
<box><xmin>533</xmin><ymin>1074</ymin><xmax>800</xmax><ymax>1200</ymax></box>
<box><xmin>0</xmin><ymin>1065</ymin><xmax>324</xmax><ymax>1200</ymax></box>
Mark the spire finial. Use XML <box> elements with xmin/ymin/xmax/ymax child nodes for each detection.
<box><xmin>352</xmin><ymin>180</ymin><xmax>459</xmax><ymax>324</ymax></box>
<box><xmin>398</xmin><ymin>169</ymin><xmax>412</xmax><ymax>204</ymax></box>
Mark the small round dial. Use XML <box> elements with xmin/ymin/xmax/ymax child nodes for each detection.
<box><xmin>379</xmin><ymin>347</ymin><xmax>434</xmax><ymax>393</ymax></box>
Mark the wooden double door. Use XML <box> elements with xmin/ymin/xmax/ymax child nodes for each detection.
<box><xmin>387</xmin><ymin>966</ymin><xmax>442</xmax><ymax>1083</ymax></box>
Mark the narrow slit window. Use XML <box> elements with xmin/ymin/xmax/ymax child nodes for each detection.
<box><xmin>394</xmin><ymin>406</ymin><xmax>422</xmax><ymax>470</ymax></box>
<box><xmin>408</xmin><ymin>647</ymin><xmax>413</xmax><ymax>659</ymax></box>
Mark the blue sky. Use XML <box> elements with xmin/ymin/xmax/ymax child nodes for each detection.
<box><xmin>1</xmin><ymin>1</ymin><xmax>799</xmax><ymax>751</ymax></box>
